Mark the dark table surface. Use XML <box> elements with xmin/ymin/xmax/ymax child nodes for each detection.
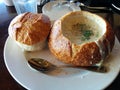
<box><xmin>0</xmin><ymin>1</ymin><xmax>120</xmax><ymax>90</ymax></box>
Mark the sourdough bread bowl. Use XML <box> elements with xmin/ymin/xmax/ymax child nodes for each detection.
<box><xmin>48</xmin><ymin>11</ymin><xmax>115</xmax><ymax>66</ymax></box>
<box><xmin>8</xmin><ymin>12</ymin><xmax>51</xmax><ymax>51</ymax></box>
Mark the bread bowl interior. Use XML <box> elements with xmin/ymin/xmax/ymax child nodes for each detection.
<box><xmin>61</xmin><ymin>12</ymin><xmax>106</xmax><ymax>44</ymax></box>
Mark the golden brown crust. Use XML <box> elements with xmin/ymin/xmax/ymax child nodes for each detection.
<box><xmin>105</xmin><ymin>21</ymin><xmax>115</xmax><ymax>51</ymax></box>
<box><xmin>72</xmin><ymin>42</ymin><xmax>101</xmax><ymax>66</ymax></box>
<box><xmin>9</xmin><ymin>12</ymin><xmax>51</xmax><ymax>45</ymax></box>
<box><xmin>49</xmin><ymin>20</ymin><xmax>72</xmax><ymax>64</ymax></box>
<box><xmin>48</xmin><ymin>11</ymin><xmax>115</xmax><ymax>66</ymax></box>
<box><xmin>97</xmin><ymin>21</ymin><xmax>115</xmax><ymax>60</ymax></box>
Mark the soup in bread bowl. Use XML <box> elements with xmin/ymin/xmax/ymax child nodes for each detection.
<box><xmin>48</xmin><ymin>11</ymin><xmax>115</xmax><ymax>66</ymax></box>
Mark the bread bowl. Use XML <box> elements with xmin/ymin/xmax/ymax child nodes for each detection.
<box><xmin>8</xmin><ymin>12</ymin><xmax>51</xmax><ymax>51</ymax></box>
<box><xmin>48</xmin><ymin>11</ymin><xmax>115</xmax><ymax>66</ymax></box>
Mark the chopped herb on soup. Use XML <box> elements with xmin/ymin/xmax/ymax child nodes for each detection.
<box><xmin>81</xmin><ymin>30</ymin><xmax>94</xmax><ymax>40</ymax></box>
<box><xmin>63</xmin><ymin>23</ymin><xmax>101</xmax><ymax>44</ymax></box>
<box><xmin>72</xmin><ymin>23</ymin><xmax>94</xmax><ymax>41</ymax></box>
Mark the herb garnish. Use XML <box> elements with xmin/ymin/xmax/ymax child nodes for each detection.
<box><xmin>72</xmin><ymin>23</ymin><xmax>94</xmax><ymax>41</ymax></box>
<box><xmin>81</xmin><ymin>30</ymin><xmax>93</xmax><ymax>40</ymax></box>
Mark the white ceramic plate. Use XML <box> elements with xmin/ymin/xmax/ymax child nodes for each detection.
<box><xmin>4</xmin><ymin>37</ymin><xmax>120</xmax><ymax>90</ymax></box>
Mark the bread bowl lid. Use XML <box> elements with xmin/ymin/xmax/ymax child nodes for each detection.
<box><xmin>8</xmin><ymin>12</ymin><xmax>51</xmax><ymax>45</ymax></box>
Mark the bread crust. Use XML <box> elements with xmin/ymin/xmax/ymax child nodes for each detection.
<box><xmin>48</xmin><ymin>11</ymin><xmax>115</xmax><ymax>66</ymax></box>
<box><xmin>9</xmin><ymin>12</ymin><xmax>51</xmax><ymax>45</ymax></box>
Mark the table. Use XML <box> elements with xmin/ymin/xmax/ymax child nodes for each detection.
<box><xmin>0</xmin><ymin>1</ymin><xmax>120</xmax><ymax>90</ymax></box>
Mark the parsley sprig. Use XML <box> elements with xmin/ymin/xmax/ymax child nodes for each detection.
<box><xmin>81</xmin><ymin>30</ymin><xmax>93</xmax><ymax>41</ymax></box>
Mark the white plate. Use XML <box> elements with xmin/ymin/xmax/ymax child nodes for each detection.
<box><xmin>4</xmin><ymin>37</ymin><xmax>120</xmax><ymax>90</ymax></box>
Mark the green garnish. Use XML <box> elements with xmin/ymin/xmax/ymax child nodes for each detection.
<box><xmin>82</xmin><ymin>30</ymin><xmax>93</xmax><ymax>40</ymax></box>
<box><xmin>72</xmin><ymin>23</ymin><xmax>94</xmax><ymax>41</ymax></box>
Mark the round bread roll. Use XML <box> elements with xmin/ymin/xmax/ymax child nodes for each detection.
<box><xmin>8</xmin><ymin>12</ymin><xmax>51</xmax><ymax>51</ymax></box>
<box><xmin>49</xmin><ymin>11</ymin><xmax>115</xmax><ymax>66</ymax></box>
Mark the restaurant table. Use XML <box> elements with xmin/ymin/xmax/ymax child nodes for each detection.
<box><xmin>0</xmin><ymin>1</ymin><xmax>120</xmax><ymax>90</ymax></box>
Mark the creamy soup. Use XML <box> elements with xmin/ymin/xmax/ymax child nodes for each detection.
<box><xmin>62</xmin><ymin>16</ymin><xmax>105</xmax><ymax>45</ymax></box>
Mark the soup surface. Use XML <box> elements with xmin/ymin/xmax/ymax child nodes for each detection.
<box><xmin>62</xmin><ymin>19</ymin><xmax>104</xmax><ymax>44</ymax></box>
